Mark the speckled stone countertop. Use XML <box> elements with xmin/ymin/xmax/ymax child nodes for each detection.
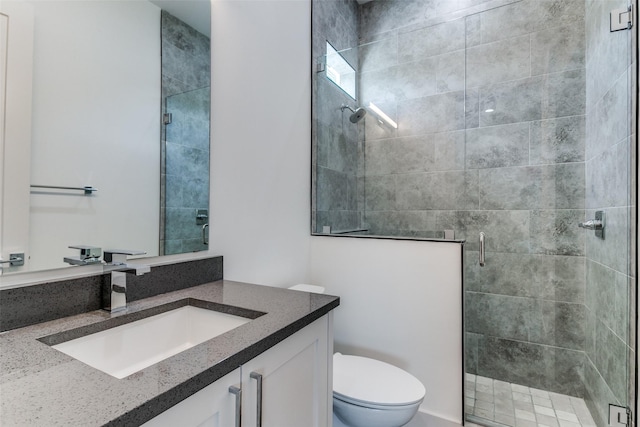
<box><xmin>0</xmin><ymin>280</ymin><xmax>339</xmax><ymax>426</ymax></box>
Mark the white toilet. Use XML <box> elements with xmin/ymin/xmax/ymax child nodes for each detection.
<box><xmin>332</xmin><ymin>353</ymin><xmax>425</xmax><ymax>427</ymax></box>
<box><xmin>287</xmin><ymin>285</ymin><xmax>426</xmax><ymax>427</ymax></box>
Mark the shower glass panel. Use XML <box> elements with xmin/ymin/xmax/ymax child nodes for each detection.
<box><xmin>163</xmin><ymin>87</ymin><xmax>210</xmax><ymax>255</ymax></box>
<box><xmin>311</xmin><ymin>1</ymin><xmax>635</xmax><ymax>425</ymax></box>
<box><xmin>314</xmin><ymin>32</ymin><xmax>466</xmax><ymax>238</ymax></box>
<box><xmin>314</xmin><ymin>44</ymin><xmax>363</xmax><ymax>235</ymax></box>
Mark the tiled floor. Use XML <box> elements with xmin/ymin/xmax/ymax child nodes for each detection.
<box><xmin>465</xmin><ymin>374</ymin><xmax>597</xmax><ymax>427</ymax></box>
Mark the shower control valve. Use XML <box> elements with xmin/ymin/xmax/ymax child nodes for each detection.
<box><xmin>578</xmin><ymin>211</ymin><xmax>605</xmax><ymax>239</ymax></box>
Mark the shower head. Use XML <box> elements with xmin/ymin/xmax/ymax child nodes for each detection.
<box><xmin>349</xmin><ymin>107</ymin><xmax>367</xmax><ymax>123</ymax></box>
<box><xmin>341</xmin><ymin>104</ymin><xmax>367</xmax><ymax>123</ymax></box>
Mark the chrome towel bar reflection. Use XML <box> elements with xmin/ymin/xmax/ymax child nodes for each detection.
<box><xmin>479</xmin><ymin>232</ymin><xmax>486</xmax><ymax>267</ymax></box>
<box><xmin>0</xmin><ymin>253</ymin><xmax>24</xmax><ymax>267</ymax></box>
<box><xmin>30</xmin><ymin>185</ymin><xmax>97</xmax><ymax>195</ymax></box>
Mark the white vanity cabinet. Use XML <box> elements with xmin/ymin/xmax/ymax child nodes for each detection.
<box><xmin>144</xmin><ymin>314</ymin><xmax>332</xmax><ymax>427</ymax></box>
<box><xmin>242</xmin><ymin>314</ymin><xmax>331</xmax><ymax>427</ymax></box>
<box><xmin>142</xmin><ymin>368</ymin><xmax>241</xmax><ymax>427</ymax></box>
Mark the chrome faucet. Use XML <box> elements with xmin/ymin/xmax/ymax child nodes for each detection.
<box><xmin>64</xmin><ymin>245</ymin><xmax>103</xmax><ymax>266</ymax></box>
<box><xmin>102</xmin><ymin>249</ymin><xmax>150</xmax><ymax>313</ymax></box>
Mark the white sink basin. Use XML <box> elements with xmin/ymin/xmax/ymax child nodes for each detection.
<box><xmin>53</xmin><ymin>306</ymin><xmax>251</xmax><ymax>379</ymax></box>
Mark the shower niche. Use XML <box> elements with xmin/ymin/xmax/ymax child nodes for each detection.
<box><xmin>324</xmin><ymin>41</ymin><xmax>357</xmax><ymax>100</ymax></box>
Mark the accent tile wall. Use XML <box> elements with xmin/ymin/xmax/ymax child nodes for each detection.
<box><xmin>352</xmin><ymin>0</ymin><xmax>590</xmax><ymax>401</ymax></box>
<box><xmin>583</xmin><ymin>0</ymin><xmax>635</xmax><ymax>425</ymax></box>
<box><xmin>313</xmin><ymin>0</ymin><xmax>362</xmax><ymax>234</ymax></box>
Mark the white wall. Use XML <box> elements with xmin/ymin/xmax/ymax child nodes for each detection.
<box><xmin>209</xmin><ymin>0</ymin><xmax>312</xmax><ymax>286</ymax></box>
<box><xmin>310</xmin><ymin>236</ymin><xmax>463</xmax><ymax>426</ymax></box>
<box><xmin>27</xmin><ymin>1</ymin><xmax>160</xmax><ymax>271</ymax></box>
<box><xmin>210</xmin><ymin>2</ymin><xmax>463</xmax><ymax>425</ymax></box>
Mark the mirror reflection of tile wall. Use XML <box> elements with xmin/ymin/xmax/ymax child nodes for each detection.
<box><xmin>160</xmin><ymin>11</ymin><xmax>211</xmax><ymax>255</ymax></box>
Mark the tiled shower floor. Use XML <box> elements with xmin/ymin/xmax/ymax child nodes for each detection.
<box><xmin>465</xmin><ymin>374</ymin><xmax>597</xmax><ymax>427</ymax></box>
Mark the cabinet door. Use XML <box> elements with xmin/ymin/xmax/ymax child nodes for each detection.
<box><xmin>242</xmin><ymin>314</ymin><xmax>331</xmax><ymax>427</ymax></box>
<box><xmin>142</xmin><ymin>368</ymin><xmax>241</xmax><ymax>427</ymax></box>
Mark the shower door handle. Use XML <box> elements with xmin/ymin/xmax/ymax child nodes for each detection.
<box><xmin>479</xmin><ymin>232</ymin><xmax>486</xmax><ymax>267</ymax></box>
<box><xmin>202</xmin><ymin>223</ymin><xmax>209</xmax><ymax>245</ymax></box>
<box><xmin>578</xmin><ymin>211</ymin><xmax>605</xmax><ymax>239</ymax></box>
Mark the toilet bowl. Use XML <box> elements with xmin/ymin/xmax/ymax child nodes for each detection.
<box><xmin>333</xmin><ymin>353</ymin><xmax>425</xmax><ymax>427</ymax></box>
<box><xmin>286</xmin><ymin>285</ymin><xmax>425</xmax><ymax>427</ymax></box>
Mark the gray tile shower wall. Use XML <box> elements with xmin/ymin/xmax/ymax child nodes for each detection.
<box><xmin>583</xmin><ymin>0</ymin><xmax>635</xmax><ymax>425</ymax></box>
<box><xmin>358</xmin><ymin>0</ymin><xmax>587</xmax><ymax>242</ymax></box>
<box><xmin>356</xmin><ymin>0</ymin><xmax>590</xmax><ymax>399</ymax></box>
<box><xmin>313</xmin><ymin>0</ymin><xmax>362</xmax><ymax>233</ymax></box>
<box><xmin>0</xmin><ymin>257</ymin><xmax>223</xmax><ymax>332</ymax></box>
<box><xmin>476</xmin><ymin>336</ymin><xmax>585</xmax><ymax>398</ymax></box>
<box><xmin>161</xmin><ymin>11</ymin><xmax>211</xmax><ymax>255</ymax></box>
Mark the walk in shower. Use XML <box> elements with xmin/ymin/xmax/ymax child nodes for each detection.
<box><xmin>312</xmin><ymin>0</ymin><xmax>636</xmax><ymax>426</ymax></box>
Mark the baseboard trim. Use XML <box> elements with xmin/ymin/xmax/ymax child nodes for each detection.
<box><xmin>405</xmin><ymin>409</ymin><xmax>463</xmax><ymax>427</ymax></box>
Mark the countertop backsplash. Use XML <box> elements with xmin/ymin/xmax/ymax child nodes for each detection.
<box><xmin>0</xmin><ymin>256</ymin><xmax>223</xmax><ymax>332</ymax></box>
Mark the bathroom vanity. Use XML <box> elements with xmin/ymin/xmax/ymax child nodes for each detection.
<box><xmin>0</xmin><ymin>279</ymin><xmax>339</xmax><ymax>426</ymax></box>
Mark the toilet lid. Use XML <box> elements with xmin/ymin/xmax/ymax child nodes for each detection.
<box><xmin>333</xmin><ymin>353</ymin><xmax>425</xmax><ymax>407</ymax></box>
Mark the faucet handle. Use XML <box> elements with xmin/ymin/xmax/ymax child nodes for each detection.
<box><xmin>64</xmin><ymin>245</ymin><xmax>102</xmax><ymax>266</ymax></box>
<box><xmin>69</xmin><ymin>245</ymin><xmax>102</xmax><ymax>260</ymax></box>
<box><xmin>104</xmin><ymin>249</ymin><xmax>146</xmax><ymax>263</ymax></box>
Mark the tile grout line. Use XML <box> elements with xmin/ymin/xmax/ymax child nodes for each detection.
<box><xmin>465</xmin><ymin>374</ymin><xmax>597</xmax><ymax>427</ymax></box>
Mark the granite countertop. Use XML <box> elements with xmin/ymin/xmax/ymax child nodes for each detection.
<box><xmin>0</xmin><ymin>280</ymin><xmax>339</xmax><ymax>426</ymax></box>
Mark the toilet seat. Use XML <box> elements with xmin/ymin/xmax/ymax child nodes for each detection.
<box><xmin>333</xmin><ymin>394</ymin><xmax>419</xmax><ymax>411</ymax></box>
<box><xmin>333</xmin><ymin>353</ymin><xmax>425</xmax><ymax>408</ymax></box>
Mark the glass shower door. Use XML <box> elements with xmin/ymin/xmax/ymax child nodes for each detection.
<box><xmin>162</xmin><ymin>87</ymin><xmax>211</xmax><ymax>255</ymax></box>
<box><xmin>463</xmin><ymin>1</ymin><xmax>634</xmax><ymax>426</ymax></box>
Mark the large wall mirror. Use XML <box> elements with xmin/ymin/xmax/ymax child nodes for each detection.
<box><xmin>0</xmin><ymin>0</ymin><xmax>211</xmax><ymax>276</ymax></box>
